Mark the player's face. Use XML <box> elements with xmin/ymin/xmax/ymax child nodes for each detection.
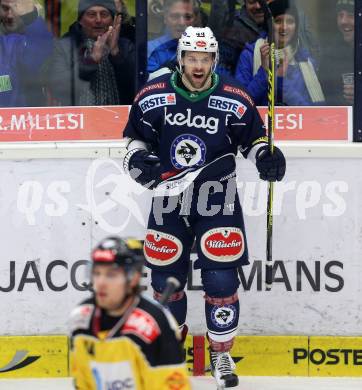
<box><xmin>164</xmin><ymin>1</ymin><xmax>195</xmax><ymax>39</ymax></box>
<box><xmin>337</xmin><ymin>10</ymin><xmax>354</xmax><ymax>44</ymax></box>
<box><xmin>182</xmin><ymin>51</ymin><xmax>214</xmax><ymax>89</ymax></box>
<box><xmin>79</xmin><ymin>6</ymin><xmax>113</xmax><ymax>39</ymax></box>
<box><xmin>0</xmin><ymin>0</ymin><xmax>23</xmax><ymax>33</ymax></box>
<box><xmin>274</xmin><ymin>14</ymin><xmax>296</xmax><ymax>49</ymax></box>
<box><xmin>92</xmin><ymin>264</ymin><xmax>128</xmax><ymax>311</ymax></box>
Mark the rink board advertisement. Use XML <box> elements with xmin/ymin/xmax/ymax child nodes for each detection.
<box><xmin>0</xmin><ymin>336</ymin><xmax>68</xmax><ymax>378</ymax></box>
<box><xmin>0</xmin><ymin>106</ymin><xmax>129</xmax><ymax>142</ymax></box>
<box><xmin>0</xmin><ymin>156</ymin><xmax>361</xmax><ymax>339</ymax></box>
<box><xmin>0</xmin><ymin>106</ymin><xmax>351</xmax><ymax>141</ymax></box>
<box><xmin>1</xmin><ymin>335</ymin><xmax>361</xmax><ymax>378</ymax></box>
<box><xmin>192</xmin><ymin>335</ymin><xmax>362</xmax><ymax>377</ymax></box>
<box><xmin>1</xmin><ymin>156</ymin><xmax>362</xmax><ymax>377</ymax></box>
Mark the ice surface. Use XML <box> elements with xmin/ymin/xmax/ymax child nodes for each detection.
<box><xmin>1</xmin><ymin>377</ymin><xmax>362</xmax><ymax>390</ymax></box>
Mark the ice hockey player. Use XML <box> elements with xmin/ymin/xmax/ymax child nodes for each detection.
<box><xmin>123</xmin><ymin>26</ymin><xmax>286</xmax><ymax>388</ymax></box>
<box><xmin>69</xmin><ymin>236</ymin><xmax>191</xmax><ymax>390</ymax></box>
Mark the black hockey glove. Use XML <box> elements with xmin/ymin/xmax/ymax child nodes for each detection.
<box><xmin>127</xmin><ymin>150</ymin><xmax>161</xmax><ymax>189</ymax></box>
<box><xmin>255</xmin><ymin>145</ymin><xmax>286</xmax><ymax>182</ymax></box>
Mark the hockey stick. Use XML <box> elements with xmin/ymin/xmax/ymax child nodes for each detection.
<box><xmin>259</xmin><ymin>0</ymin><xmax>275</xmax><ymax>291</ymax></box>
<box><xmin>158</xmin><ymin>277</ymin><xmax>181</xmax><ymax>305</ymax></box>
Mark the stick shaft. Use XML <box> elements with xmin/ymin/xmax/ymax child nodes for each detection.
<box><xmin>259</xmin><ymin>0</ymin><xmax>275</xmax><ymax>290</ymax></box>
<box><xmin>158</xmin><ymin>277</ymin><xmax>181</xmax><ymax>305</ymax></box>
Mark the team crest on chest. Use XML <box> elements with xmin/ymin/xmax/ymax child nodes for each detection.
<box><xmin>171</xmin><ymin>134</ymin><xmax>206</xmax><ymax>169</ymax></box>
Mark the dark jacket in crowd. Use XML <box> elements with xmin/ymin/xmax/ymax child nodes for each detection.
<box><xmin>0</xmin><ymin>15</ymin><xmax>53</xmax><ymax>107</ymax></box>
<box><xmin>211</xmin><ymin>6</ymin><xmax>267</xmax><ymax>76</ymax></box>
<box><xmin>49</xmin><ymin>22</ymin><xmax>135</xmax><ymax>106</ymax></box>
<box><xmin>319</xmin><ymin>36</ymin><xmax>354</xmax><ymax>105</ymax></box>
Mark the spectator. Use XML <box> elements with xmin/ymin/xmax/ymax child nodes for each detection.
<box><xmin>49</xmin><ymin>0</ymin><xmax>135</xmax><ymax>106</ymax></box>
<box><xmin>148</xmin><ymin>0</ymin><xmax>165</xmax><ymax>41</ymax></box>
<box><xmin>114</xmin><ymin>0</ymin><xmax>135</xmax><ymax>42</ymax></box>
<box><xmin>0</xmin><ymin>0</ymin><xmax>53</xmax><ymax>107</ymax></box>
<box><xmin>235</xmin><ymin>0</ymin><xmax>325</xmax><ymax>106</ymax></box>
<box><xmin>209</xmin><ymin>0</ymin><xmax>319</xmax><ymax>76</ymax></box>
<box><xmin>147</xmin><ymin>0</ymin><xmax>198</xmax><ymax>73</ymax></box>
<box><xmin>0</xmin><ymin>0</ymin><xmax>23</xmax><ymax>34</ymax></box>
<box><xmin>209</xmin><ymin>0</ymin><xmax>268</xmax><ymax>76</ymax></box>
<box><xmin>319</xmin><ymin>0</ymin><xmax>354</xmax><ymax>105</ymax></box>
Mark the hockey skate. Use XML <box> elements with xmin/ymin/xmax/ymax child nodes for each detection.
<box><xmin>209</xmin><ymin>349</ymin><xmax>239</xmax><ymax>389</ymax></box>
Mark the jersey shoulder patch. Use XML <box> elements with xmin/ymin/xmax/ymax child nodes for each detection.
<box><xmin>221</xmin><ymin>82</ymin><xmax>255</xmax><ymax>107</ymax></box>
<box><xmin>69</xmin><ymin>302</ymin><xmax>94</xmax><ymax>335</ymax></box>
<box><xmin>134</xmin><ymin>74</ymin><xmax>172</xmax><ymax>102</ymax></box>
<box><xmin>123</xmin><ymin>307</ymin><xmax>161</xmax><ymax>344</ymax></box>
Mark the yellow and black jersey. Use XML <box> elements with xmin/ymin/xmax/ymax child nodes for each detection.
<box><xmin>70</xmin><ymin>295</ymin><xmax>191</xmax><ymax>390</ymax></box>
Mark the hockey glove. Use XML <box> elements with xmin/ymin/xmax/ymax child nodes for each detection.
<box><xmin>255</xmin><ymin>145</ymin><xmax>286</xmax><ymax>182</ymax></box>
<box><xmin>126</xmin><ymin>150</ymin><xmax>161</xmax><ymax>189</ymax></box>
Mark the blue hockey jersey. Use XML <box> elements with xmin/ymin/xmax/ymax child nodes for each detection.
<box><xmin>124</xmin><ymin>72</ymin><xmax>267</xmax><ymax>187</ymax></box>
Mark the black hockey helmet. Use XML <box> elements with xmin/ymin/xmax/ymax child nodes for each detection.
<box><xmin>91</xmin><ymin>236</ymin><xmax>144</xmax><ymax>276</ymax></box>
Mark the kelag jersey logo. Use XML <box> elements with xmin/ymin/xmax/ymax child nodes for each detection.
<box><xmin>0</xmin><ymin>350</ymin><xmax>40</xmax><ymax>373</ymax></box>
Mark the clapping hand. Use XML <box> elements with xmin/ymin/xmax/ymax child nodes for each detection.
<box><xmin>276</xmin><ymin>54</ymin><xmax>288</xmax><ymax>77</ymax></box>
<box><xmin>90</xmin><ymin>14</ymin><xmax>121</xmax><ymax>62</ymax></box>
<box><xmin>260</xmin><ymin>42</ymin><xmax>289</xmax><ymax>76</ymax></box>
<box><xmin>260</xmin><ymin>41</ymin><xmax>270</xmax><ymax>71</ymax></box>
<box><xmin>109</xmin><ymin>13</ymin><xmax>121</xmax><ymax>56</ymax></box>
<box><xmin>91</xmin><ymin>30</ymin><xmax>111</xmax><ymax>63</ymax></box>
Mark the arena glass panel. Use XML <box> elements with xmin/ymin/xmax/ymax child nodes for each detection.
<box><xmin>0</xmin><ymin>0</ymin><xmax>136</xmax><ymax>109</ymax></box>
<box><xmin>0</xmin><ymin>1</ymin><xmax>355</xmax><ymax>141</ymax></box>
<box><xmin>146</xmin><ymin>0</ymin><xmax>355</xmax><ymax>141</ymax></box>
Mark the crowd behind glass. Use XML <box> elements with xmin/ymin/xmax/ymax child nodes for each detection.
<box><xmin>0</xmin><ymin>0</ymin><xmax>354</xmax><ymax>107</ymax></box>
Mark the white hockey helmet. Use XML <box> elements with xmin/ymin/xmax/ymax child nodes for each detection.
<box><xmin>177</xmin><ymin>26</ymin><xmax>219</xmax><ymax>73</ymax></box>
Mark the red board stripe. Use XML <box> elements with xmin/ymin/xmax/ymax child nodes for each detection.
<box><xmin>193</xmin><ymin>335</ymin><xmax>205</xmax><ymax>376</ymax></box>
